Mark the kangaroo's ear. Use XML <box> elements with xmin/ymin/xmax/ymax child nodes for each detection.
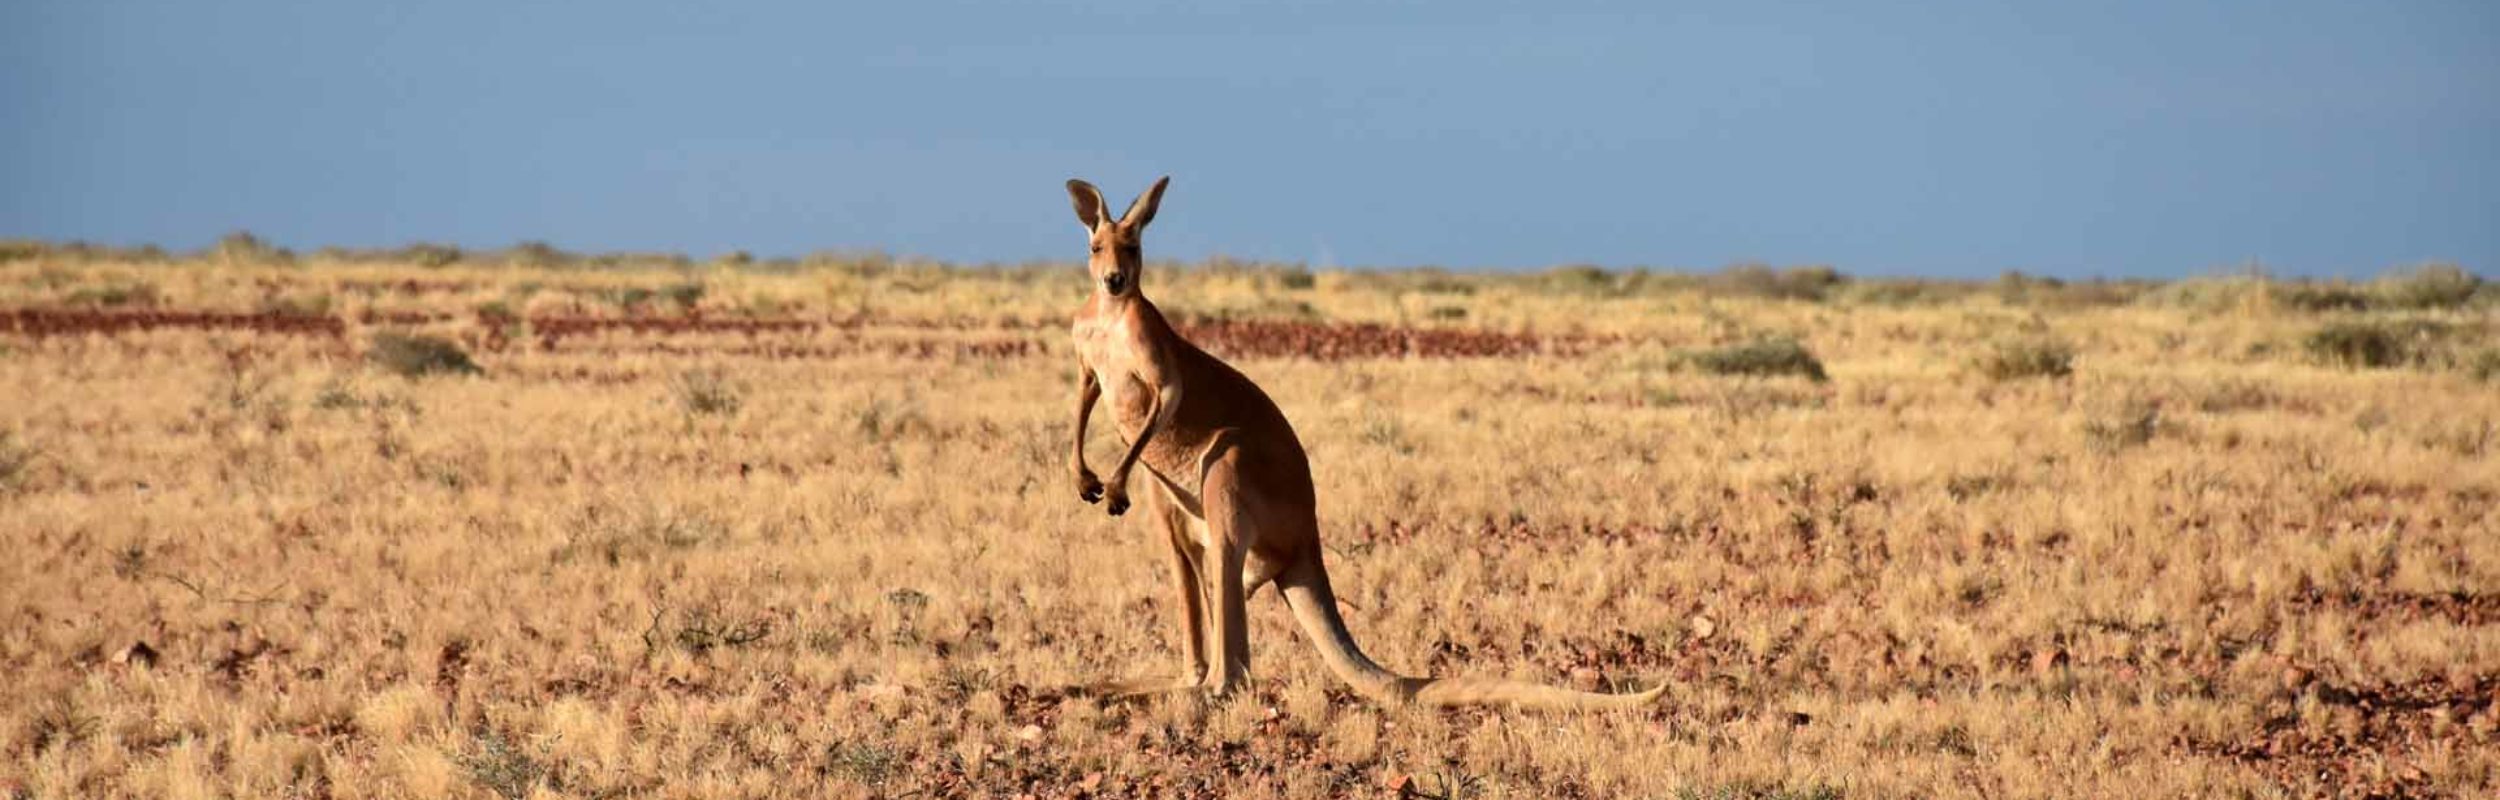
<box><xmin>1120</xmin><ymin>175</ymin><xmax>1171</xmax><ymax>231</ymax></box>
<box><xmin>1066</xmin><ymin>179</ymin><xmax>1108</xmax><ymax>230</ymax></box>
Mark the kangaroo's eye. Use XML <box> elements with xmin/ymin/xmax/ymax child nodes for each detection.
<box><xmin>1090</xmin><ymin>245</ymin><xmax>1102</xmax><ymax>254</ymax></box>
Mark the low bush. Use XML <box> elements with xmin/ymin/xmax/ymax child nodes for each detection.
<box><xmin>2302</xmin><ymin>319</ymin><xmax>2446</xmax><ymax>369</ymax></box>
<box><xmin>1973</xmin><ymin>337</ymin><xmax>2076</xmax><ymax>380</ymax></box>
<box><xmin>1684</xmin><ymin>337</ymin><xmax>1829</xmax><ymax>381</ymax></box>
<box><xmin>368</xmin><ymin>333</ymin><xmax>481</xmax><ymax>378</ymax></box>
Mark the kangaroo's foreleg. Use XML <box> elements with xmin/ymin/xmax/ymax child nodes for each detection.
<box><xmin>1102</xmin><ymin>381</ymin><xmax>1179</xmax><ymax>516</ymax></box>
<box><xmin>1072</xmin><ymin>366</ymin><xmax>1104</xmax><ymax>504</ymax></box>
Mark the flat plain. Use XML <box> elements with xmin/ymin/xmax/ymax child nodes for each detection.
<box><xmin>2</xmin><ymin>249</ymin><xmax>2494</xmax><ymax>798</ymax></box>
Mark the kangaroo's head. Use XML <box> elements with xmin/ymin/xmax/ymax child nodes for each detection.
<box><xmin>1065</xmin><ymin>176</ymin><xmax>1169</xmax><ymax>300</ymax></box>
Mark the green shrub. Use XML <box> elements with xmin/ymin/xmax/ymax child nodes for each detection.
<box><xmin>368</xmin><ymin>332</ymin><xmax>481</xmax><ymax>378</ymax></box>
<box><xmin>1973</xmin><ymin>337</ymin><xmax>2076</xmax><ymax>380</ymax></box>
<box><xmin>1683</xmin><ymin>338</ymin><xmax>1829</xmax><ymax>381</ymax></box>
<box><xmin>2302</xmin><ymin>319</ymin><xmax>2446</xmax><ymax>369</ymax></box>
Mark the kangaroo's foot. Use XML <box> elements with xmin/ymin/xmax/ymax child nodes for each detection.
<box><xmin>1081</xmin><ymin>675</ymin><xmax>1205</xmax><ymax>701</ymax></box>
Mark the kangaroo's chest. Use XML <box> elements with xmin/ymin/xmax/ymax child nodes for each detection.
<box><xmin>1072</xmin><ymin>314</ymin><xmax>1157</xmax><ymax>435</ymax></box>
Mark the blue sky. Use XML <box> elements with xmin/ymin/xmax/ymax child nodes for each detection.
<box><xmin>3</xmin><ymin>1</ymin><xmax>2493</xmax><ymax>277</ymax></box>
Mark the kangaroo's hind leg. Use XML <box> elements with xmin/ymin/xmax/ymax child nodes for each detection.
<box><xmin>1091</xmin><ymin>481</ymin><xmax>1209</xmax><ymax>698</ymax></box>
<box><xmin>1197</xmin><ymin>449</ymin><xmax>1266</xmax><ymax>696</ymax></box>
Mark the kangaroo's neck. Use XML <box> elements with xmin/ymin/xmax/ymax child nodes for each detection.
<box><xmin>1092</xmin><ymin>290</ymin><xmax>1156</xmax><ymax>319</ymax></box>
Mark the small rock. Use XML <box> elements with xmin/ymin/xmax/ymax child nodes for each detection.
<box><xmin>1384</xmin><ymin>773</ymin><xmax>1414</xmax><ymax>794</ymax></box>
<box><xmin>1689</xmin><ymin>615</ymin><xmax>1717</xmax><ymax>641</ymax></box>
<box><xmin>1015</xmin><ymin>724</ymin><xmax>1044</xmax><ymax>744</ymax></box>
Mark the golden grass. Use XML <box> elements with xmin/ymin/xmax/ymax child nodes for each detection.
<box><xmin>1</xmin><ymin>256</ymin><xmax>2494</xmax><ymax>798</ymax></box>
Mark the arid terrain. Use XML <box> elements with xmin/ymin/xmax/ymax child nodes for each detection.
<box><xmin>2</xmin><ymin>245</ymin><xmax>2494</xmax><ymax>798</ymax></box>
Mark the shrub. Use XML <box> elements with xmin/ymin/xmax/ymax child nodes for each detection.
<box><xmin>368</xmin><ymin>333</ymin><xmax>481</xmax><ymax>378</ymax></box>
<box><xmin>2302</xmin><ymin>319</ymin><xmax>2445</xmax><ymax>369</ymax></box>
<box><xmin>1684</xmin><ymin>338</ymin><xmax>1829</xmax><ymax>381</ymax></box>
<box><xmin>2370</xmin><ymin>263</ymin><xmax>2479</xmax><ymax>310</ymax></box>
<box><xmin>0</xmin><ymin>240</ymin><xmax>49</xmax><ymax>262</ymax></box>
<box><xmin>1712</xmin><ymin>263</ymin><xmax>1844</xmax><ymax>302</ymax></box>
<box><xmin>2271</xmin><ymin>282</ymin><xmax>2370</xmax><ymax>312</ymax></box>
<box><xmin>1973</xmin><ymin>337</ymin><xmax>2076</xmax><ymax>380</ymax></box>
<box><xmin>1541</xmin><ymin>264</ymin><xmax>1619</xmax><ymax>295</ymax></box>
<box><xmin>505</xmin><ymin>240</ymin><xmax>569</xmax><ymax>268</ymax></box>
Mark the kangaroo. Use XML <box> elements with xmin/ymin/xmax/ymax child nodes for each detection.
<box><xmin>1065</xmin><ymin>176</ymin><xmax>1665</xmax><ymax>710</ymax></box>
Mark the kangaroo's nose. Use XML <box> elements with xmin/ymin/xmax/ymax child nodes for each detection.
<box><xmin>1104</xmin><ymin>273</ymin><xmax>1127</xmax><ymax>294</ymax></box>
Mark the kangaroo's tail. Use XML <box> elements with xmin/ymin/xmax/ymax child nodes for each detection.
<box><xmin>1274</xmin><ymin>554</ymin><xmax>1667</xmax><ymax>712</ymax></box>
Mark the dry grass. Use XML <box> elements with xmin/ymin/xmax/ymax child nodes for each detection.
<box><xmin>1</xmin><ymin>254</ymin><xmax>2495</xmax><ymax>798</ymax></box>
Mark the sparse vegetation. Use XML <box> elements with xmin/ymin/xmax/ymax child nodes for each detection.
<box><xmin>0</xmin><ymin>252</ymin><xmax>2492</xmax><ymax>798</ymax></box>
